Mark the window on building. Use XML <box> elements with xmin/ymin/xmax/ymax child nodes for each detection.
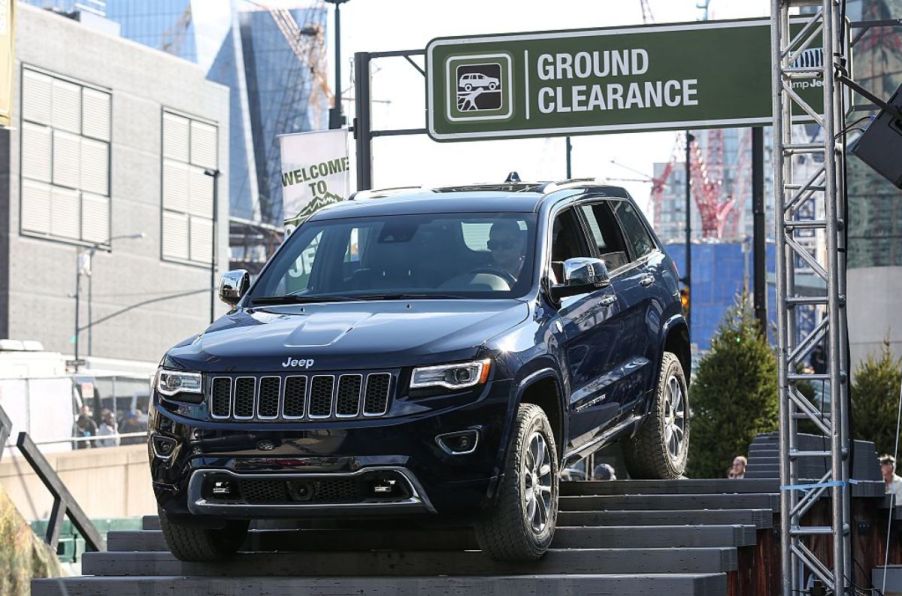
<box><xmin>161</xmin><ymin>109</ymin><xmax>218</xmax><ymax>264</ymax></box>
<box><xmin>20</xmin><ymin>68</ymin><xmax>111</xmax><ymax>245</ymax></box>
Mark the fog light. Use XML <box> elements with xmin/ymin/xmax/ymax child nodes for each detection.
<box><xmin>436</xmin><ymin>430</ymin><xmax>479</xmax><ymax>455</ymax></box>
<box><xmin>211</xmin><ymin>478</ymin><xmax>234</xmax><ymax>497</ymax></box>
<box><xmin>151</xmin><ymin>435</ymin><xmax>177</xmax><ymax>459</ymax></box>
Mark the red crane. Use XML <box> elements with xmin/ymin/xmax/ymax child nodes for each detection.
<box><xmin>688</xmin><ymin>136</ymin><xmax>735</xmax><ymax>238</ymax></box>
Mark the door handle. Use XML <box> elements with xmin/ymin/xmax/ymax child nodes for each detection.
<box><xmin>599</xmin><ymin>295</ymin><xmax>617</xmax><ymax>307</ymax></box>
<box><xmin>640</xmin><ymin>275</ymin><xmax>655</xmax><ymax>287</ymax></box>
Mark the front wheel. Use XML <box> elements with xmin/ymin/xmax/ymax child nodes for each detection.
<box><xmin>623</xmin><ymin>351</ymin><xmax>690</xmax><ymax>479</ymax></box>
<box><xmin>159</xmin><ymin>509</ymin><xmax>249</xmax><ymax>562</ymax></box>
<box><xmin>475</xmin><ymin>403</ymin><xmax>559</xmax><ymax>561</ymax></box>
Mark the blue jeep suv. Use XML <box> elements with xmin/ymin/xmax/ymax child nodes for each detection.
<box><xmin>149</xmin><ymin>181</ymin><xmax>691</xmax><ymax>562</ymax></box>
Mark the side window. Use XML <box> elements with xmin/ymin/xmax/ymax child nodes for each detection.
<box><xmin>579</xmin><ymin>202</ymin><xmax>630</xmax><ymax>271</ymax></box>
<box><xmin>549</xmin><ymin>208</ymin><xmax>592</xmax><ymax>282</ymax></box>
<box><xmin>612</xmin><ymin>200</ymin><xmax>656</xmax><ymax>261</ymax></box>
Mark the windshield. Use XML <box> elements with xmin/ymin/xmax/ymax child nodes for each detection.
<box><xmin>249</xmin><ymin>212</ymin><xmax>537</xmax><ymax>303</ymax></box>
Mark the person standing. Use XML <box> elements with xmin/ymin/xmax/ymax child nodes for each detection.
<box><xmin>74</xmin><ymin>405</ymin><xmax>98</xmax><ymax>449</ymax></box>
<box><xmin>880</xmin><ymin>455</ymin><xmax>902</xmax><ymax>505</ymax></box>
<box><xmin>98</xmin><ymin>409</ymin><xmax>119</xmax><ymax>447</ymax></box>
<box><xmin>728</xmin><ymin>455</ymin><xmax>747</xmax><ymax>479</ymax></box>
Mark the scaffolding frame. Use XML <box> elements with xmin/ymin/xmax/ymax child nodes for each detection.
<box><xmin>771</xmin><ymin>1</ymin><xmax>852</xmax><ymax>594</ymax></box>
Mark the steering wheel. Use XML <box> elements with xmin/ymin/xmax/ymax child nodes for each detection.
<box><xmin>468</xmin><ymin>267</ymin><xmax>517</xmax><ymax>287</ymax></box>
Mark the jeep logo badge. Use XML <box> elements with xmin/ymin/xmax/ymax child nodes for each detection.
<box><xmin>282</xmin><ymin>357</ymin><xmax>315</xmax><ymax>368</ymax></box>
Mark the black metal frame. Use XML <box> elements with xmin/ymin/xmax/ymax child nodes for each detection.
<box><xmin>353</xmin><ymin>49</ymin><xmax>426</xmax><ymax>191</ymax></box>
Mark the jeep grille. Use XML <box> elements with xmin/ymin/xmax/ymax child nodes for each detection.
<box><xmin>208</xmin><ymin>372</ymin><xmax>393</xmax><ymax>421</ymax></box>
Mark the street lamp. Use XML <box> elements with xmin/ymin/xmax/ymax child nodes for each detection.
<box><xmin>74</xmin><ymin>232</ymin><xmax>145</xmax><ymax>367</ymax></box>
<box><xmin>203</xmin><ymin>168</ymin><xmax>220</xmax><ymax>323</ymax></box>
<box><xmin>324</xmin><ymin>0</ymin><xmax>349</xmax><ymax>130</ymax></box>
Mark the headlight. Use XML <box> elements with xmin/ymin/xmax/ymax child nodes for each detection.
<box><xmin>410</xmin><ymin>359</ymin><xmax>491</xmax><ymax>390</ymax></box>
<box><xmin>156</xmin><ymin>369</ymin><xmax>203</xmax><ymax>398</ymax></box>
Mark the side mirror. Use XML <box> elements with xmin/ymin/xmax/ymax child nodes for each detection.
<box><xmin>551</xmin><ymin>257</ymin><xmax>609</xmax><ymax>300</ymax></box>
<box><xmin>219</xmin><ymin>270</ymin><xmax>250</xmax><ymax>306</ymax></box>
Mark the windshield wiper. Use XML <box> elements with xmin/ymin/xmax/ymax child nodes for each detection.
<box><xmin>250</xmin><ymin>295</ymin><xmax>359</xmax><ymax>305</ymax></box>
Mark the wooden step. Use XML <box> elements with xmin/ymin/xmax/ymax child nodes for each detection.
<box><xmin>559</xmin><ymin>508</ymin><xmax>774</xmax><ymax>529</ymax></box>
<box><xmin>32</xmin><ymin>573</ymin><xmax>729</xmax><ymax>596</ymax></box>
<box><xmin>80</xmin><ymin>547</ymin><xmax>739</xmax><ymax>577</ymax></box>
<box><xmin>108</xmin><ymin>524</ymin><xmax>758</xmax><ymax>552</ymax></box>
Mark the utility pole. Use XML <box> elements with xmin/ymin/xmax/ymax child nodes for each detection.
<box><xmin>684</xmin><ymin>131</ymin><xmax>693</xmax><ymax>330</ymax></box>
<box><xmin>751</xmin><ymin>126</ymin><xmax>767</xmax><ymax>334</ymax></box>
<box><xmin>325</xmin><ymin>0</ymin><xmax>349</xmax><ymax>129</ymax></box>
<box><xmin>565</xmin><ymin>136</ymin><xmax>572</xmax><ymax>178</ymax></box>
<box><xmin>204</xmin><ymin>169</ymin><xmax>221</xmax><ymax>323</ymax></box>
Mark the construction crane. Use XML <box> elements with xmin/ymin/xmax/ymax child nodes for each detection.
<box><xmin>639</xmin><ymin>0</ymin><xmax>654</xmax><ymax>24</ymax></box>
<box><xmin>688</xmin><ymin>136</ymin><xmax>735</xmax><ymax>238</ymax></box>
<box><xmin>263</xmin><ymin>3</ymin><xmax>333</xmax><ymax>127</ymax></box>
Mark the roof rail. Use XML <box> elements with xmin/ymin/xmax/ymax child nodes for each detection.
<box><xmin>542</xmin><ymin>178</ymin><xmax>604</xmax><ymax>194</ymax></box>
<box><xmin>348</xmin><ymin>186</ymin><xmax>428</xmax><ymax>200</ymax></box>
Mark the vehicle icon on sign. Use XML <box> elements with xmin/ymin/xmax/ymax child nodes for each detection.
<box><xmin>455</xmin><ymin>63</ymin><xmax>503</xmax><ymax>112</ymax></box>
<box><xmin>458</xmin><ymin>72</ymin><xmax>499</xmax><ymax>91</ymax></box>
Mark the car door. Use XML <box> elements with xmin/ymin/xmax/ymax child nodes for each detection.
<box><xmin>608</xmin><ymin>199</ymin><xmax>663</xmax><ymax>414</ymax></box>
<box><xmin>546</xmin><ymin>205</ymin><xmax>622</xmax><ymax>450</ymax></box>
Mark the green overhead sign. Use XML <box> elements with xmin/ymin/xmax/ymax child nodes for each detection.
<box><xmin>426</xmin><ymin>18</ymin><xmax>823</xmax><ymax>141</ymax></box>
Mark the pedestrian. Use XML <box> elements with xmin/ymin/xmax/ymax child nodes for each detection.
<box><xmin>74</xmin><ymin>404</ymin><xmax>98</xmax><ymax>449</ymax></box>
<box><xmin>98</xmin><ymin>409</ymin><xmax>119</xmax><ymax>447</ymax></box>
<box><xmin>728</xmin><ymin>455</ymin><xmax>747</xmax><ymax>479</ymax></box>
<box><xmin>880</xmin><ymin>455</ymin><xmax>902</xmax><ymax>504</ymax></box>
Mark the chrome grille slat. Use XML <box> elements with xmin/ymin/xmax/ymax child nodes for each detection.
<box><xmin>207</xmin><ymin>372</ymin><xmax>392</xmax><ymax>421</ymax></box>
<box><xmin>335</xmin><ymin>374</ymin><xmax>363</xmax><ymax>418</ymax></box>
<box><xmin>282</xmin><ymin>376</ymin><xmax>308</xmax><ymax>419</ymax></box>
<box><xmin>257</xmin><ymin>376</ymin><xmax>281</xmax><ymax>419</ymax></box>
<box><xmin>233</xmin><ymin>377</ymin><xmax>256</xmax><ymax>419</ymax></box>
<box><xmin>308</xmin><ymin>375</ymin><xmax>335</xmax><ymax>419</ymax></box>
<box><xmin>210</xmin><ymin>377</ymin><xmax>232</xmax><ymax>419</ymax></box>
<box><xmin>364</xmin><ymin>373</ymin><xmax>392</xmax><ymax>416</ymax></box>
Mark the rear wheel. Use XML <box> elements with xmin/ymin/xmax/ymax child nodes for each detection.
<box><xmin>159</xmin><ymin>509</ymin><xmax>249</xmax><ymax>562</ymax></box>
<box><xmin>475</xmin><ymin>403</ymin><xmax>559</xmax><ymax>561</ymax></box>
<box><xmin>623</xmin><ymin>352</ymin><xmax>690</xmax><ymax>479</ymax></box>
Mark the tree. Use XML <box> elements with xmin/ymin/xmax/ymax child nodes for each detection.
<box><xmin>687</xmin><ymin>295</ymin><xmax>779</xmax><ymax>478</ymax></box>
<box><xmin>851</xmin><ymin>338</ymin><xmax>902</xmax><ymax>457</ymax></box>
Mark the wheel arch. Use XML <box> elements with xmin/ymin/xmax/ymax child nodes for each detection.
<box><xmin>661</xmin><ymin>315</ymin><xmax>691</xmax><ymax>385</ymax></box>
<box><xmin>515</xmin><ymin>368</ymin><xmax>566</xmax><ymax>458</ymax></box>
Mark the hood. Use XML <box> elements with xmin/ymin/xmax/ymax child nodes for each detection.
<box><xmin>165</xmin><ymin>299</ymin><xmax>530</xmax><ymax>373</ymax></box>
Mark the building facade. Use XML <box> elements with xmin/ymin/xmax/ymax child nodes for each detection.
<box><xmin>0</xmin><ymin>4</ymin><xmax>230</xmax><ymax>364</ymax></box>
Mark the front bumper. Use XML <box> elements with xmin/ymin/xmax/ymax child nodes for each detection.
<box><xmin>149</xmin><ymin>380</ymin><xmax>513</xmax><ymax>519</ymax></box>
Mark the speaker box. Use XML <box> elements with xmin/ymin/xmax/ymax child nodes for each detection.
<box><xmin>850</xmin><ymin>83</ymin><xmax>902</xmax><ymax>189</ymax></box>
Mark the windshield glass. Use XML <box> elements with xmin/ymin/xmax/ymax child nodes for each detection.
<box><xmin>249</xmin><ymin>212</ymin><xmax>537</xmax><ymax>302</ymax></box>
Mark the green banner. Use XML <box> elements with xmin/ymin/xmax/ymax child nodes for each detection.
<box><xmin>426</xmin><ymin>18</ymin><xmax>823</xmax><ymax>141</ymax></box>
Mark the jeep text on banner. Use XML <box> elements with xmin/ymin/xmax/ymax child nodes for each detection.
<box><xmin>279</xmin><ymin>129</ymin><xmax>351</xmax><ymax>232</ymax></box>
<box><xmin>426</xmin><ymin>18</ymin><xmax>824</xmax><ymax>141</ymax></box>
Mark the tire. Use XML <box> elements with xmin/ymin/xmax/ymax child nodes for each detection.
<box><xmin>475</xmin><ymin>403</ymin><xmax>559</xmax><ymax>561</ymax></box>
<box><xmin>159</xmin><ymin>509</ymin><xmax>249</xmax><ymax>562</ymax></box>
<box><xmin>623</xmin><ymin>352</ymin><xmax>690</xmax><ymax>479</ymax></box>
<box><xmin>464</xmin><ymin>84</ymin><xmax>472</xmax><ymax>91</ymax></box>
<box><xmin>488</xmin><ymin>82</ymin><xmax>497</xmax><ymax>90</ymax></box>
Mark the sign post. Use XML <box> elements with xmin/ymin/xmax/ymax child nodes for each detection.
<box><xmin>279</xmin><ymin>129</ymin><xmax>351</xmax><ymax>232</ymax></box>
<box><xmin>427</xmin><ymin>18</ymin><xmax>822</xmax><ymax>141</ymax></box>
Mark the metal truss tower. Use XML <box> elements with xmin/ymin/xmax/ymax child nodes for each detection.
<box><xmin>771</xmin><ymin>1</ymin><xmax>852</xmax><ymax>594</ymax></box>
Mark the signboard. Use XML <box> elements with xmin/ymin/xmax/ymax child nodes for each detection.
<box><xmin>0</xmin><ymin>0</ymin><xmax>13</xmax><ymax>128</ymax></box>
<box><xmin>279</xmin><ymin>129</ymin><xmax>351</xmax><ymax>232</ymax></box>
<box><xmin>427</xmin><ymin>18</ymin><xmax>822</xmax><ymax>141</ymax></box>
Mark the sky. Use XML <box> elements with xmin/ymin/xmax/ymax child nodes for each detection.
<box><xmin>198</xmin><ymin>0</ymin><xmax>772</xmax><ymax>215</ymax></box>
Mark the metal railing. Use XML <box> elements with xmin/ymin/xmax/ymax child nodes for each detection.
<box><xmin>0</xmin><ymin>403</ymin><xmax>105</xmax><ymax>552</ymax></box>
